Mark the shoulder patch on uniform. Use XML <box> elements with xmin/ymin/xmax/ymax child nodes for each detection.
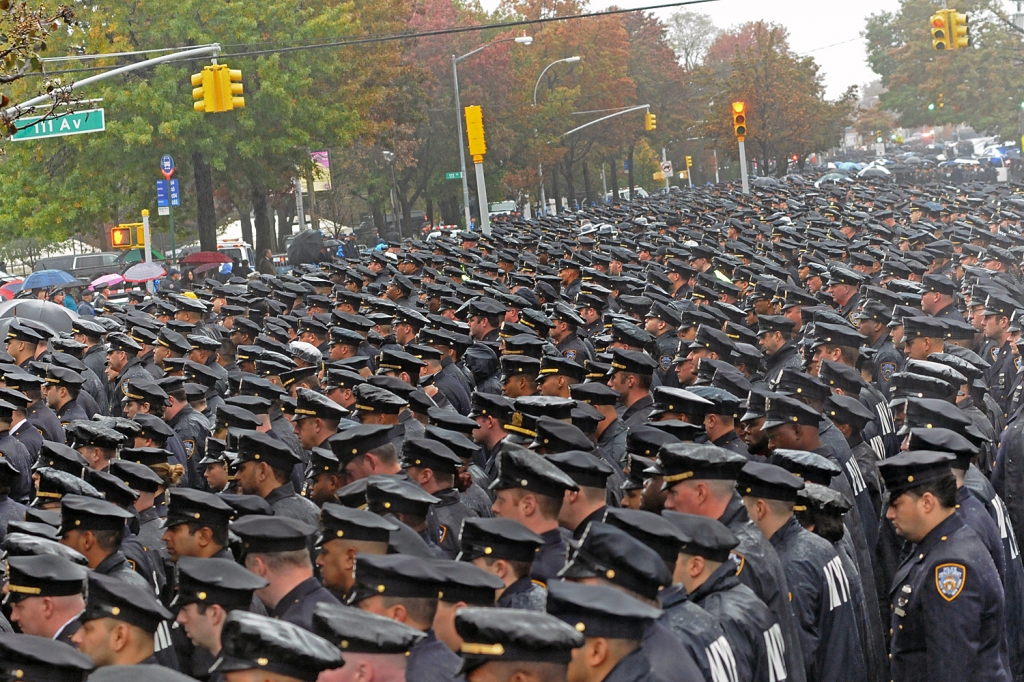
<box><xmin>879</xmin><ymin>361</ymin><xmax>897</xmax><ymax>382</ymax></box>
<box><xmin>183</xmin><ymin>439</ymin><xmax>196</xmax><ymax>459</ymax></box>
<box><xmin>126</xmin><ymin>558</ymin><xmax>137</xmax><ymax>571</ymax></box>
<box><xmin>729</xmin><ymin>550</ymin><xmax>746</xmax><ymax>576</ymax></box>
<box><xmin>1016</xmin><ymin>357</ymin><xmax>1023</xmax><ymax>372</ymax></box>
<box><xmin>532</xmin><ymin>578</ymin><xmax>547</xmax><ymax>589</ymax></box>
<box><xmin>936</xmin><ymin>563</ymin><xmax>966</xmax><ymax>601</ymax></box>
<box><xmin>991</xmin><ymin>346</ymin><xmax>1000</xmax><ymax>362</ymax></box>
<box><xmin>438</xmin><ymin>524</ymin><xmax>448</xmax><ymax>544</ymax></box>
<box><xmin>660</xmin><ymin>355</ymin><xmax>672</xmax><ymax>371</ymax></box>
<box><xmin>563</xmin><ymin>349</ymin><xmax>577</xmax><ymax>361</ymax></box>
<box><xmin>120</xmin><ymin>378</ymin><xmax>131</xmax><ymax>395</ymax></box>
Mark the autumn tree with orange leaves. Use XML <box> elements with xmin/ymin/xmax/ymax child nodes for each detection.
<box><xmin>695</xmin><ymin>22</ymin><xmax>856</xmax><ymax>176</ymax></box>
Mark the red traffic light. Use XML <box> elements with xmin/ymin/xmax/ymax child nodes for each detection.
<box><xmin>932</xmin><ymin>16</ymin><xmax>946</xmax><ymax>28</ymax></box>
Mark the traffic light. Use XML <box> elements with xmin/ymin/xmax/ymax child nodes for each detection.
<box><xmin>931</xmin><ymin>10</ymin><xmax>950</xmax><ymax>50</ymax></box>
<box><xmin>732</xmin><ymin>102</ymin><xmax>746</xmax><ymax>139</ymax></box>
<box><xmin>110</xmin><ymin>226</ymin><xmax>134</xmax><ymax>249</ymax></box>
<box><xmin>191</xmin><ymin>67</ymin><xmax>217</xmax><ymax>112</ymax></box>
<box><xmin>464</xmin><ymin>105</ymin><xmax>486</xmax><ymax>160</ymax></box>
<box><xmin>938</xmin><ymin>93</ymin><xmax>944</xmax><ymax>108</ymax></box>
<box><xmin>644</xmin><ymin>112</ymin><xmax>657</xmax><ymax>131</ymax></box>
<box><xmin>191</xmin><ymin>64</ymin><xmax>244</xmax><ymax>113</ymax></box>
<box><xmin>876</xmin><ymin>130</ymin><xmax>883</xmax><ymax>143</ymax></box>
<box><xmin>685</xmin><ymin>155</ymin><xmax>693</xmax><ymax>168</ymax></box>
<box><xmin>949</xmin><ymin>11</ymin><xmax>969</xmax><ymax>49</ymax></box>
<box><xmin>220</xmin><ymin>67</ymin><xmax>245</xmax><ymax>111</ymax></box>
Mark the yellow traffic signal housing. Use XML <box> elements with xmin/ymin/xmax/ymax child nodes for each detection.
<box><xmin>644</xmin><ymin>112</ymin><xmax>656</xmax><ymax>131</ymax></box>
<box><xmin>685</xmin><ymin>155</ymin><xmax>693</xmax><ymax>168</ymax></box>
<box><xmin>192</xmin><ymin>64</ymin><xmax>244</xmax><ymax>113</ymax></box>
<box><xmin>220</xmin><ymin>68</ymin><xmax>245</xmax><ymax>111</ymax></box>
<box><xmin>732</xmin><ymin>102</ymin><xmax>746</xmax><ymax>139</ymax></box>
<box><xmin>465</xmin><ymin>105</ymin><xmax>486</xmax><ymax>160</ymax></box>
<box><xmin>191</xmin><ymin>67</ymin><xmax>217</xmax><ymax>112</ymax></box>
<box><xmin>949</xmin><ymin>11</ymin><xmax>969</xmax><ymax>49</ymax></box>
<box><xmin>931</xmin><ymin>11</ymin><xmax>950</xmax><ymax>50</ymax></box>
<box><xmin>110</xmin><ymin>225</ymin><xmax>134</xmax><ymax>249</ymax></box>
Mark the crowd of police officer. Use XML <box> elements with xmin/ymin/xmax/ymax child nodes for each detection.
<box><xmin>1</xmin><ymin>178</ymin><xmax>1022</xmax><ymax>682</ymax></box>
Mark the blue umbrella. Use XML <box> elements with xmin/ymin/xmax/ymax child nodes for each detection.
<box><xmin>21</xmin><ymin>269</ymin><xmax>79</xmax><ymax>290</ymax></box>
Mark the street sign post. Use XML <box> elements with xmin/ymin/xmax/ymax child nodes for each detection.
<box><xmin>156</xmin><ymin>180</ymin><xmax>170</xmax><ymax>215</ymax></box>
<box><xmin>445</xmin><ymin>172</ymin><xmax>464</xmax><ymax>180</ymax></box>
<box><xmin>10</xmin><ymin>109</ymin><xmax>105</xmax><ymax>141</ymax></box>
<box><xmin>158</xmin><ymin>156</ymin><xmax>178</xmax><ymax>262</ymax></box>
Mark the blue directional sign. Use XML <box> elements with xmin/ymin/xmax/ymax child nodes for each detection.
<box><xmin>169</xmin><ymin>178</ymin><xmax>180</xmax><ymax>207</ymax></box>
<box><xmin>156</xmin><ymin>180</ymin><xmax>169</xmax><ymax>207</ymax></box>
<box><xmin>161</xmin><ymin>154</ymin><xmax>174</xmax><ymax>175</ymax></box>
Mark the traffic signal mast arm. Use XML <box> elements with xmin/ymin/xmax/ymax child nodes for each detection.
<box><xmin>558</xmin><ymin>104</ymin><xmax>651</xmax><ymax>138</ymax></box>
<box><xmin>3</xmin><ymin>44</ymin><xmax>220</xmax><ymax>124</ymax></box>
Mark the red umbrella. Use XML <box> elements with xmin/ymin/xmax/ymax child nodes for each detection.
<box><xmin>180</xmin><ymin>251</ymin><xmax>231</xmax><ymax>265</ymax></box>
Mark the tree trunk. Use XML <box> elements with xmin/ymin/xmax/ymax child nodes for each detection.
<box><xmin>627</xmin><ymin>144</ymin><xmax>636</xmax><ymax>201</ymax></box>
<box><xmin>370</xmin><ymin>203</ymin><xmax>386</xmax><ymax>240</ymax></box>
<box><xmin>192</xmin><ymin>151</ymin><xmax>217</xmax><ymax>252</ymax></box>
<box><xmin>252</xmin><ymin>182</ymin><xmax>275</xmax><ymax>255</ymax></box>
<box><xmin>278</xmin><ymin>205</ymin><xmax>295</xmax><ymax>251</ymax></box>
<box><xmin>551</xmin><ymin>161</ymin><xmax>560</xmax><ymax>213</ymax></box>
<box><xmin>426</xmin><ymin>196</ymin><xmax>434</xmax><ymax>227</ymax></box>
<box><xmin>564</xmin><ymin>161</ymin><xmax>576</xmax><ymax>210</ymax></box>
<box><xmin>583</xmin><ymin>161</ymin><xmax>593</xmax><ymax>207</ymax></box>
<box><xmin>439</xmin><ymin>195</ymin><xmax>459</xmax><ymax>226</ymax></box>
<box><xmin>609</xmin><ymin>156</ymin><xmax>620</xmax><ymax>202</ymax></box>
<box><xmin>239</xmin><ymin>207</ymin><xmax>254</xmax><ymax>245</ymax></box>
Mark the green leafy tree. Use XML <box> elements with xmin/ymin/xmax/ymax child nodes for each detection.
<box><xmin>864</xmin><ymin>0</ymin><xmax>1023</xmax><ymax>135</ymax></box>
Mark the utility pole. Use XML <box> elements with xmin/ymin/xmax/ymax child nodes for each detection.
<box><xmin>141</xmin><ymin>210</ymin><xmax>154</xmax><ymax>295</ymax></box>
<box><xmin>661</xmin><ymin>147</ymin><xmax>670</xmax><ymax>192</ymax></box>
<box><xmin>294</xmin><ymin>176</ymin><xmax>307</xmax><ymax>231</ymax></box>
<box><xmin>738</xmin><ymin>140</ymin><xmax>749</xmax><ymax>194</ymax></box>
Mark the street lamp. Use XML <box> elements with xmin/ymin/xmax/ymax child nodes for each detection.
<box><xmin>532</xmin><ymin>56</ymin><xmax>580</xmax><ymax>215</ymax></box>
<box><xmin>453</xmin><ymin>35</ymin><xmax>532</xmax><ymax>229</ymax></box>
<box><xmin>382</xmin><ymin>150</ymin><xmax>400</xmax><ymax>235</ymax></box>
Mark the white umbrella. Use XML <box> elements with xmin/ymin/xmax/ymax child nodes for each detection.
<box><xmin>124</xmin><ymin>262</ymin><xmax>166</xmax><ymax>283</ymax></box>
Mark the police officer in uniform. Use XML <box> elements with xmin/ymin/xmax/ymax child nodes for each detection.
<box><xmin>104</xmin><ymin>333</ymin><xmax>152</xmax><ymax>419</ymax></box>
<box><xmin>72</xmin><ymin>571</ymin><xmax>175</xmax><ymax>667</ymax></box>
<box><xmin>551</xmin><ymin>303</ymin><xmax>593</xmax><ymax>364</ymax></box>
<box><xmin>403</xmin><ymin>436</ymin><xmax>478</xmax><ymax>558</ymax></box>
<box><xmin>646</xmin><ymin>301</ymin><xmax>682</xmax><ymax>384</ymax></box>
<box><xmin>878</xmin><ymin>451</ymin><xmax>1011</xmax><ymax>682</ymax></box>
<box><xmin>58</xmin><ymin>494</ymin><xmax>153</xmax><ymax>590</ymax></box>
<box><xmin>235</xmin><ymin>430</ymin><xmax>319</xmax><ymax>527</ymax></box>
<box><xmin>230</xmin><ymin>514</ymin><xmax>341</xmax><ymax>631</ymax></box>
<box><xmin>348</xmin><ymin>553</ymin><xmax>462</xmax><ymax>682</ymax></box>
<box><xmin>44</xmin><ymin>366</ymin><xmax>89</xmax><ymax>428</ymax></box>
<box><xmin>214</xmin><ymin>611</ymin><xmax>343</xmax><ymax>682</ymax></box>
<box><xmin>489</xmin><ymin>441</ymin><xmax>578</xmax><ymax>585</ymax></box>
<box><xmin>665</xmin><ymin>511</ymin><xmax>785</xmax><ymax>682</ymax></box>
<box><xmin>981</xmin><ymin>295</ymin><xmax>1016</xmax><ymax>417</ymax></box>
<box><xmin>658</xmin><ymin>443</ymin><xmax>807</xmax><ymax>682</ymax></box>
<box><xmin>4</xmin><ymin>554</ymin><xmax>87</xmax><ymax>644</ymax></box>
<box><xmin>457</xmin><ymin>516</ymin><xmax>547</xmax><ymax>611</ymax></box>
<box><xmin>737</xmin><ymin>462</ymin><xmax>867</xmax><ymax>682</ymax></box>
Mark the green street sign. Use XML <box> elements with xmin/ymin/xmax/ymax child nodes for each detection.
<box><xmin>10</xmin><ymin>108</ymin><xmax>106</xmax><ymax>141</ymax></box>
<box><xmin>445</xmin><ymin>171</ymin><xmax>464</xmax><ymax>180</ymax></box>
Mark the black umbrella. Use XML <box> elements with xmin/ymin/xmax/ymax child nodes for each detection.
<box><xmin>0</xmin><ymin>301</ymin><xmax>78</xmax><ymax>335</ymax></box>
<box><xmin>288</xmin><ymin>229</ymin><xmax>325</xmax><ymax>265</ymax></box>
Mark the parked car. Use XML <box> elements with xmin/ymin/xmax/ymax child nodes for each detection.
<box><xmin>33</xmin><ymin>252</ymin><xmax>122</xmax><ymax>281</ymax></box>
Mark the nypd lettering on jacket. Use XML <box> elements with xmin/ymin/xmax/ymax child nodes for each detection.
<box><xmin>764</xmin><ymin>623</ymin><xmax>788</xmax><ymax>682</ymax></box>
<box><xmin>707</xmin><ymin>635</ymin><xmax>741</xmax><ymax>682</ymax></box>
<box><xmin>823</xmin><ymin>555</ymin><xmax>852</xmax><ymax>610</ymax></box>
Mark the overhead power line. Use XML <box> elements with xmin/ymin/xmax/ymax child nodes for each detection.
<box><xmin>38</xmin><ymin>0</ymin><xmax>718</xmax><ymax>77</ymax></box>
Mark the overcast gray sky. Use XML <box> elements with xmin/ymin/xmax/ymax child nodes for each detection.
<box><xmin>480</xmin><ymin>0</ymin><xmax>900</xmax><ymax>99</ymax></box>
